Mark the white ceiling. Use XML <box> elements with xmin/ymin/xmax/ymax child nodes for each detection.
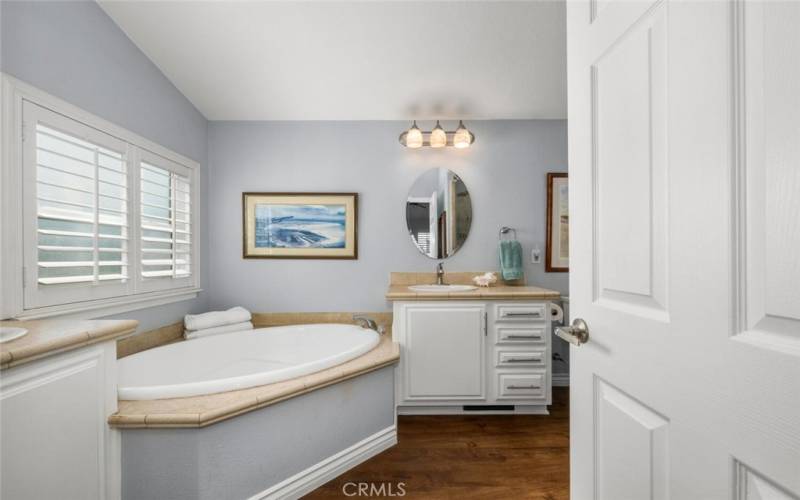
<box><xmin>99</xmin><ymin>1</ymin><xmax>566</xmax><ymax>121</ymax></box>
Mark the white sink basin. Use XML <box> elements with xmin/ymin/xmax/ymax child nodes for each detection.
<box><xmin>0</xmin><ymin>327</ymin><xmax>28</xmax><ymax>343</ymax></box>
<box><xmin>408</xmin><ymin>284</ymin><xmax>478</xmax><ymax>293</ymax></box>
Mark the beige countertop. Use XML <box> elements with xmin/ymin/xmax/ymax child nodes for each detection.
<box><xmin>385</xmin><ymin>271</ymin><xmax>560</xmax><ymax>301</ymax></box>
<box><xmin>386</xmin><ymin>284</ymin><xmax>561</xmax><ymax>300</ymax></box>
<box><xmin>109</xmin><ymin>333</ymin><xmax>400</xmax><ymax>429</ymax></box>
<box><xmin>0</xmin><ymin>319</ymin><xmax>138</xmax><ymax>370</ymax></box>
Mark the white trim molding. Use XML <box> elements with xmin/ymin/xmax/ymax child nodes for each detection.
<box><xmin>249</xmin><ymin>425</ymin><xmax>397</xmax><ymax>500</ymax></box>
<box><xmin>1</xmin><ymin>72</ymin><xmax>202</xmax><ymax>320</ymax></box>
<box><xmin>13</xmin><ymin>287</ymin><xmax>202</xmax><ymax>321</ymax></box>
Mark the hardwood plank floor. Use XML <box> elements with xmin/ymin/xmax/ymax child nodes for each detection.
<box><xmin>305</xmin><ymin>387</ymin><xmax>569</xmax><ymax>499</ymax></box>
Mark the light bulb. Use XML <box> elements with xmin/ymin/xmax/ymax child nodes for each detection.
<box><xmin>405</xmin><ymin>121</ymin><xmax>423</xmax><ymax>148</ymax></box>
<box><xmin>430</xmin><ymin>120</ymin><xmax>447</xmax><ymax>148</ymax></box>
<box><xmin>453</xmin><ymin>120</ymin><xmax>471</xmax><ymax>149</ymax></box>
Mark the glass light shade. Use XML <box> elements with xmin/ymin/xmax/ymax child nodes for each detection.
<box><xmin>453</xmin><ymin>121</ymin><xmax>471</xmax><ymax>149</ymax></box>
<box><xmin>405</xmin><ymin>121</ymin><xmax>423</xmax><ymax>148</ymax></box>
<box><xmin>430</xmin><ymin>121</ymin><xmax>447</xmax><ymax>148</ymax></box>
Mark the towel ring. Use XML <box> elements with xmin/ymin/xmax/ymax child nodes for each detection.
<box><xmin>499</xmin><ymin>226</ymin><xmax>517</xmax><ymax>240</ymax></box>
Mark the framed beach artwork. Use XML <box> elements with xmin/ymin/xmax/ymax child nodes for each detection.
<box><xmin>242</xmin><ymin>193</ymin><xmax>358</xmax><ymax>259</ymax></box>
<box><xmin>545</xmin><ymin>173</ymin><xmax>569</xmax><ymax>272</ymax></box>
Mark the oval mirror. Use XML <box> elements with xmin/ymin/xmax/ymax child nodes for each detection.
<box><xmin>406</xmin><ymin>168</ymin><xmax>472</xmax><ymax>259</ymax></box>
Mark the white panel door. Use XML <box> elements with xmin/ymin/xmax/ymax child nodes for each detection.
<box><xmin>402</xmin><ymin>304</ymin><xmax>486</xmax><ymax>400</ymax></box>
<box><xmin>567</xmin><ymin>1</ymin><xmax>800</xmax><ymax>499</ymax></box>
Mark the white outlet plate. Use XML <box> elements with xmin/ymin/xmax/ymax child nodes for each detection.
<box><xmin>531</xmin><ymin>247</ymin><xmax>542</xmax><ymax>264</ymax></box>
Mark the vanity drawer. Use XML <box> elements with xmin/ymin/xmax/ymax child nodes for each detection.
<box><xmin>497</xmin><ymin>373</ymin><xmax>546</xmax><ymax>399</ymax></box>
<box><xmin>496</xmin><ymin>349</ymin><xmax>546</xmax><ymax>368</ymax></box>
<box><xmin>494</xmin><ymin>303</ymin><xmax>547</xmax><ymax>322</ymax></box>
<box><xmin>495</xmin><ymin>325</ymin><xmax>546</xmax><ymax>344</ymax></box>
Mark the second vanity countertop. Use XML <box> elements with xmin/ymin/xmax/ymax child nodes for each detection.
<box><xmin>0</xmin><ymin>319</ymin><xmax>138</xmax><ymax>370</ymax></box>
<box><xmin>385</xmin><ymin>271</ymin><xmax>561</xmax><ymax>301</ymax></box>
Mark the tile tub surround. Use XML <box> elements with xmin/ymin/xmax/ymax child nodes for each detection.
<box><xmin>117</xmin><ymin>321</ymin><xmax>184</xmax><ymax>358</ymax></box>
<box><xmin>252</xmin><ymin>311</ymin><xmax>393</xmax><ymax>331</ymax></box>
<box><xmin>0</xmin><ymin>319</ymin><xmax>138</xmax><ymax>369</ymax></box>
<box><xmin>115</xmin><ymin>312</ymin><xmax>394</xmax><ymax>358</ymax></box>
<box><xmin>386</xmin><ymin>272</ymin><xmax>560</xmax><ymax>301</ymax></box>
<box><xmin>109</xmin><ymin>333</ymin><xmax>399</xmax><ymax>428</ymax></box>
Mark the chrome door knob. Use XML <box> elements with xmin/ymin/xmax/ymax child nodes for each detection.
<box><xmin>555</xmin><ymin>318</ymin><xmax>590</xmax><ymax>346</ymax></box>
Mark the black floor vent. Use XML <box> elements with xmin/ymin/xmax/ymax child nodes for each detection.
<box><xmin>462</xmin><ymin>405</ymin><xmax>515</xmax><ymax>411</ymax></box>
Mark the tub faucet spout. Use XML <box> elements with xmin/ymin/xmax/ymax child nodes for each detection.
<box><xmin>353</xmin><ymin>315</ymin><xmax>378</xmax><ymax>332</ymax></box>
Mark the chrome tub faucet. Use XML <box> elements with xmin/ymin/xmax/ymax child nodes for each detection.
<box><xmin>353</xmin><ymin>315</ymin><xmax>386</xmax><ymax>335</ymax></box>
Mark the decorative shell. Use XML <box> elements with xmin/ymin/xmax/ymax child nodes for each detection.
<box><xmin>472</xmin><ymin>272</ymin><xmax>498</xmax><ymax>288</ymax></box>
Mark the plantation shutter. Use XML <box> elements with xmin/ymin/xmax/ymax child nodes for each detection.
<box><xmin>138</xmin><ymin>150</ymin><xmax>193</xmax><ymax>291</ymax></box>
<box><xmin>23</xmin><ymin>101</ymin><xmax>132</xmax><ymax>308</ymax></box>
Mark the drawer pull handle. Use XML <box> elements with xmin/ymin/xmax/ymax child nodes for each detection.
<box><xmin>507</xmin><ymin>334</ymin><xmax>540</xmax><ymax>339</ymax></box>
<box><xmin>503</xmin><ymin>312</ymin><xmax>541</xmax><ymax>317</ymax></box>
<box><xmin>507</xmin><ymin>385</ymin><xmax>541</xmax><ymax>390</ymax></box>
<box><xmin>506</xmin><ymin>357</ymin><xmax>540</xmax><ymax>363</ymax></box>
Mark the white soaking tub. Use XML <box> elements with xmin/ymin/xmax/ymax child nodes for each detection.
<box><xmin>118</xmin><ymin>324</ymin><xmax>380</xmax><ymax>400</ymax></box>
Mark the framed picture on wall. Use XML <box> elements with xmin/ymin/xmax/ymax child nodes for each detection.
<box><xmin>242</xmin><ymin>192</ymin><xmax>358</xmax><ymax>259</ymax></box>
<box><xmin>546</xmin><ymin>173</ymin><xmax>569</xmax><ymax>272</ymax></box>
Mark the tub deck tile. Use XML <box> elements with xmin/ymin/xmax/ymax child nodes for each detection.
<box><xmin>111</xmin><ymin>335</ymin><xmax>399</xmax><ymax>429</ymax></box>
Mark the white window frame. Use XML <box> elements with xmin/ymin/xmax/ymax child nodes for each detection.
<box><xmin>1</xmin><ymin>74</ymin><xmax>201</xmax><ymax>320</ymax></box>
<box><xmin>136</xmin><ymin>148</ymin><xmax>195</xmax><ymax>293</ymax></box>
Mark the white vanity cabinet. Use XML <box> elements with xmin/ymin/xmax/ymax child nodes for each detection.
<box><xmin>0</xmin><ymin>341</ymin><xmax>121</xmax><ymax>500</ymax></box>
<box><xmin>399</xmin><ymin>303</ymin><xmax>486</xmax><ymax>401</ymax></box>
<box><xmin>393</xmin><ymin>300</ymin><xmax>554</xmax><ymax>414</ymax></box>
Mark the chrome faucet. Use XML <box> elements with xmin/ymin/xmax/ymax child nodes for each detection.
<box><xmin>353</xmin><ymin>315</ymin><xmax>385</xmax><ymax>335</ymax></box>
<box><xmin>436</xmin><ymin>262</ymin><xmax>446</xmax><ymax>285</ymax></box>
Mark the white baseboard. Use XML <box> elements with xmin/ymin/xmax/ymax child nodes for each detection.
<box><xmin>397</xmin><ymin>405</ymin><xmax>549</xmax><ymax>415</ymax></box>
<box><xmin>249</xmin><ymin>425</ymin><xmax>397</xmax><ymax>500</ymax></box>
<box><xmin>552</xmin><ymin>373</ymin><xmax>570</xmax><ymax>387</ymax></box>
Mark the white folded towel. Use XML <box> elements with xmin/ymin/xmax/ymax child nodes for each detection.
<box><xmin>184</xmin><ymin>321</ymin><xmax>254</xmax><ymax>340</ymax></box>
<box><xmin>184</xmin><ymin>306</ymin><xmax>251</xmax><ymax>331</ymax></box>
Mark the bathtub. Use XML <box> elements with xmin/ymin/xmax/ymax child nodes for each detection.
<box><xmin>118</xmin><ymin>324</ymin><xmax>381</xmax><ymax>400</ymax></box>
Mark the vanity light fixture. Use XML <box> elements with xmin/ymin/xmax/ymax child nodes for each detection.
<box><xmin>453</xmin><ymin>120</ymin><xmax>472</xmax><ymax>149</ymax></box>
<box><xmin>429</xmin><ymin>121</ymin><xmax>447</xmax><ymax>148</ymax></box>
<box><xmin>399</xmin><ymin>120</ymin><xmax>475</xmax><ymax>148</ymax></box>
<box><xmin>405</xmin><ymin>121</ymin><xmax>424</xmax><ymax>148</ymax></box>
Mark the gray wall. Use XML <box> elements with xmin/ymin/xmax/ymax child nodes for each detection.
<box><xmin>122</xmin><ymin>366</ymin><xmax>395</xmax><ymax>500</ymax></box>
<box><xmin>1</xmin><ymin>0</ymin><xmax>209</xmax><ymax>331</ymax></box>
<box><xmin>0</xmin><ymin>1</ymin><xmax>568</xmax><ymax>330</ymax></box>
<box><xmin>207</xmin><ymin>120</ymin><xmax>568</xmax><ymax>313</ymax></box>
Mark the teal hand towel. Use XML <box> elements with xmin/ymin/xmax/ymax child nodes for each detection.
<box><xmin>499</xmin><ymin>240</ymin><xmax>524</xmax><ymax>281</ymax></box>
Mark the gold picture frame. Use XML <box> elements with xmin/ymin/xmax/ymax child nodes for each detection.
<box><xmin>545</xmin><ymin>173</ymin><xmax>568</xmax><ymax>272</ymax></box>
<box><xmin>242</xmin><ymin>192</ymin><xmax>358</xmax><ymax>259</ymax></box>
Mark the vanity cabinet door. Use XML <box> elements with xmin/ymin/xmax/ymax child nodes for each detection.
<box><xmin>401</xmin><ymin>304</ymin><xmax>486</xmax><ymax>401</ymax></box>
<box><xmin>0</xmin><ymin>343</ymin><xmax>119</xmax><ymax>500</ymax></box>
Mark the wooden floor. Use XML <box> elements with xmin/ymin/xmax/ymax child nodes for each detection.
<box><xmin>305</xmin><ymin>388</ymin><xmax>569</xmax><ymax>499</ymax></box>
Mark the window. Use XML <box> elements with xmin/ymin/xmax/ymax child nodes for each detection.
<box><xmin>35</xmin><ymin>124</ymin><xmax>129</xmax><ymax>286</ymax></box>
<box><xmin>140</xmin><ymin>163</ymin><xmax>191</xmax><ymax>278</ymax></box>
<box><xmin>137</xmin><ymin>152</ymin><xmax>194</xmax><ymax>292</ymax></box>
<box><xmin>17</xmin><ymin>99</ymin><xmax>198</xmax><ymax>314</ymax></box>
